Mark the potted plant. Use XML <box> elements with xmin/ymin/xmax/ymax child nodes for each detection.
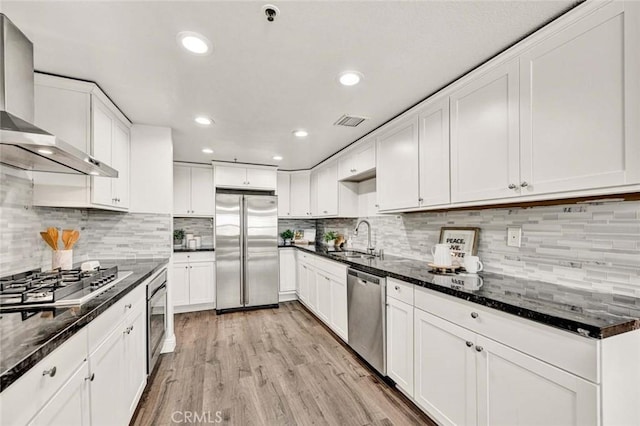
<box><xmin>323</xmin><ymin>231</ymin><xmax>338</xmax><ymax>247</ymax></box>
<box><xmin>280</xmin><ymin>229</ymin><xmax>294</xmax><ymax>246</ymax></box>
<box><xmin>173</xmin><ymin>229</ymin><xmax>185</xmax><ymax>248</ymax></box>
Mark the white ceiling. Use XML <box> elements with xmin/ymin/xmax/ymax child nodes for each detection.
<box><xmin>1</xmin><ymin>1</ymin><xmax>577</xmax><ymax>170</ymax></box>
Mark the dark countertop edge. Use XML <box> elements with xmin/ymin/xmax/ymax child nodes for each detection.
<box><xmin>173</xmin><ymin>248</ymin><xmax>215</xmax><ymax>253</ymax></box>
<box><xmin>282</xmin><ymin>245</ymin><xmax>640</xmax><ymax>339</ymax></box>
<box><xmin>0</xmin><ymin>258</ymin><xmax>170</xmax><ymax>392</ymax></box>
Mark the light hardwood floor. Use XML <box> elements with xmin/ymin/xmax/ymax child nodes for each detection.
<box><xmin>132</xmin><ymin>302</ymin><xmax>436</xmax><ymax>426</ymax></box>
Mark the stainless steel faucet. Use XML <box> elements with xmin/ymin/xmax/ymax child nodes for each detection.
<box><xmin>354</xmin><ymin>220</ymin><xmax>375</xmax><ymax>255</ymax></box>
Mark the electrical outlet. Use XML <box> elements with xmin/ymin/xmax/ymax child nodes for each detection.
<box><xmin>507</xmin><ymin>227</ymin><xmax>522</xmax><ymax>247</ymax></box>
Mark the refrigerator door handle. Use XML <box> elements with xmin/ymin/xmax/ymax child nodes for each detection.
<box><xmin>242</xmin><ymin>196</ymin><xmax>248</xmax><ymax>306</ymax></box>
<box><xmin>239</xmin><ymin>196</ymin><xmax>245</xmax><ymax>306</ymax></box>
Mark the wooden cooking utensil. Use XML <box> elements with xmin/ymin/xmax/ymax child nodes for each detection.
<box><xmin>62</xmin><ymin>229</ymin><xmax>74</xmax><ymax>250</ymax></box>
<box><xmin>40</xmin><ymin>232</ymin><xmax>56</xmax><ymax>250</ymax></box>
<box><xmin>68</xmin><ymin>230</ymin><xmax>80</xmax><ymax>249</ymax></box>
<box><xmin>47</xmin><ymin>227</ymin><xmax>58</xmax><ymax>250</ymax></box>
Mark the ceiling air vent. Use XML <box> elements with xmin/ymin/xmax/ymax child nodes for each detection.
<box><xmin>333</xmin><ymin>114</ymin><xmax>368</xmax><ymax>128</ymax></box>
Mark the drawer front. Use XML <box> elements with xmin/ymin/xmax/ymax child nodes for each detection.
<box><xmin>0</xmin><ymin>328</ymin><xmax>88</xmax><ymax>426</ymax></box>
<box><xmin>314</xmin><ymin>256</ymin><xmax>347</xmax><ymax>280</ymax></box>
<box><xmin>88</xmin><ymin>284</ymin><xmax>146</xmax><ymax>353</ymax></box>
<box><xmin>387</xmin><ymin>277</ymin><xmax>414</xmax><ymax>305</ymax></box>
<box><xmin>174</xmin><ymin>252</ymin><xmax>215</xmax><ymax>263</ymax></box>
<box><xmin>414</xmin><ymin>286</ymin><xmax>598</xmax><ymax>383</ymax></box>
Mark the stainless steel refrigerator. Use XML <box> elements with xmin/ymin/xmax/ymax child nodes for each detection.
<box><xmin>215</xmin><ymin>192</ymin><xmax>279</xmax><ymax>312</ymax></box>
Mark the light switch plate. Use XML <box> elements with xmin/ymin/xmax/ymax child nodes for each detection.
<box><xmin>507</xmin><ymin>227</ymin><xmax>522</xmax><ymax>247</ymax></box>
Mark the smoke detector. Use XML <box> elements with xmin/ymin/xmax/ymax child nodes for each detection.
<box><xmin>262</xmin><ymin>4</ymin><xmax>280</xmax><ymax>22</ymax></box>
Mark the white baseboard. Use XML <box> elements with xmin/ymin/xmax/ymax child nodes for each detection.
<box><xmin>161</xmin><ymin>333</ymin><xmax>176</xmax><ymax>353</ymax></box>
<box><xmin>173</xmin><ymin>302</ymin><xmax>216</xmax><ymax>314</ymax></box>
<box><xmin>279</xmin><ymin>291</ymin><xmax>298</xmax><ymax>302</ymax></box>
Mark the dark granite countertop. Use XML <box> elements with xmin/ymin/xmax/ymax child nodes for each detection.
<box><xmin>173</xmin><ymin>247</ymin><xmax>215</xmax><ymax>253</ymax></box>
<box><xmin>281</xmin><ymin>245</ymin><xmax>640</xmax><ymax>339</ymax></box>
<box><xmin>0</xmin><ymin>257</ymin><xmax>169</xmax><ymax>392</ymax></box>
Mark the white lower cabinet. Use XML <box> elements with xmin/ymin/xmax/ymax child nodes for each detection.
<box><xmin>476</xmin><ymin>334</ymin><xmax>598</xmax><ymax>426</ymax></box>
<box><xmin>414</xmin><ymin>309</ymin><xmax>481</xmax><ymax>426</ymax></box>
<box><xmin>316</xmin><ymin>270</ymin><xmax>332</xmax><ymax>324</ymax></box>
<box><xmin>386</xmin><ymin>296</ymin><xmax>414</xmax><ymax>398</ymax></box>
<box><xmin>28</xmin><ymin>362</ymin><xmax>91</xmax><ymax>426</ymax></box>
<box><xmin>295</xmin><ymin>251</ymin><xmax>348</xmax><ymax>342</ymax></box>
<box><xmin>278</xmin><ymin>248</ymin><xmax>297</xmax><ymax>300</ymax></box>
<box><xmin>172</xmin><ymin>253</ymin><xmax>215</xmax><ymax>312</ymax></box>
<box><xmin>413</xmin><ymin>308</ymin><xmax>599</xmax><ymax>426</ymax></box>
<box><xmin>89</xmin><ymin>317</ymin><xmax>129</xmax><ymax>426</ymax></box>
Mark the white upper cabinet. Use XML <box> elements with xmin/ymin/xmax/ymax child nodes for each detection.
<box><xmin>520</xmin><ymin>1</ymin><xmax>640</xmax><ymax>195</ymax></box>
<box><xmin>450</xmin><ymin>58</ymin><xmax>520</xmax><ymax>203</ymax></box>
<box><xmin>315</xmin><ymin>163</ymin><xmax>339</xmax><ymax>216</ymax></box>
<box><xmin>290</xmin><ymin>171</ymin><xmax>312</xmax><ymax>217</ymax></box>
<box><xmin>32</xmin><ymin>74</ymin><xmax>131</xmax><ymax>211</ymax></box>
<box><xmin>172</xmin><ymin>163</ymin><xmax>214</xmax><ymax>216</ymax></box>
<box><xmin>417</xmin><ymin>95</ymin><xmax>451</xmax><ymax>207</ymax></box>
<box><xmin>91</xmin><ymin>97</ymin><xmax>130</xmax><ymax>209</ymax></box>
<box><xmin>214</xmin><ymin>164</ymin><xmax>277</xmax><ymax>190</ymax></box>
<box><xmin>276</xmin><ymin>172</ymin><xmax>291</xmax><ymax>216</ymax></box>
<box><xmin>337</xmin><ymin>139</ymin><xmax>376</xmax><ymax>181</ymax></box>
<box><xmin>376</xmin><ymin>114</ymin><xmax>420</xmax><ymax>211</ymax></box>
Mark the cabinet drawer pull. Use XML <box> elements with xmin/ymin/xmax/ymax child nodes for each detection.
<box><xmin>465</xmin><ymin>341</ymin><xmax>473</xmax><ymax>348</ymax></box>
<box><xmin>42</xmin><ymin>367</ymin><xmax>57</xmax><ymax>377</ymax></box>
<box><xmin>470</xmin><ymin>312</ymin><xmax>479</xmax><ymax>319</ymax></box>
<box><xmin>85</xmin><ymin>373</ymin><xmax>95</xmax><ymax>382</ymax></box>
<box><xmin>475</xmin><ymin>345</ymin><xmax>484</xmax><ymax>352</ymax></box>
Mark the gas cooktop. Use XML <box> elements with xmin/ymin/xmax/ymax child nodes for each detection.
<box><xmin>0</xmin><ymin>265</ymin><xmax>132</xmax><ymax>310</ymax></box>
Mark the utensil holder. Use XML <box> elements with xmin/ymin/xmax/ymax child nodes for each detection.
<box><xmin>52</xmin><ymin>250</ymin><xmax>73</xmax><ymax>270</ymax></box>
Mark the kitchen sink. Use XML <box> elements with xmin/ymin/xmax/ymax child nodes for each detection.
<box><xmin>330</xmin><ymin>251</ymin><xmax>376</xmax><ymax>260</ymax></box>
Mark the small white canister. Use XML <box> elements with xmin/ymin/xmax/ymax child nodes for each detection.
<box><xmin>52</xmin><ymin>250</ymin><xmax>73</xmax><ymax>270</ymax></box>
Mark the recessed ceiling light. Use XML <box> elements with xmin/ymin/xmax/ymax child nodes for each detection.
<box><xmin>273</xmin><ymin>155</ymin><xmax>283</xmax><ymax>161</ymax></box>
<box><xmin>194</xmin><ymin>116</ymin><xmax>213</xmax><ymax>126</ymax></box>
<box><xmin>202</xmin><ymin>148</ymin><xmax>214</xmax><ymax>154</ymax></box>
<box><xmin>37</xmin><ymin>149</ymin><xmax>53</xmax><ymax>155</ymax></box>
<box><xmin>338</xmin><ymin>71</ymin><xmax>363</xmax><ymax>86</ymax></box>
<box><xmin>293</xmin><ymin>130</ymin><xmax>308</xmax><ymax>138</ymax></box>
<box><xmin>177</xmin><ymin>31</ymin><xmax>211</xmax><ymax>55</ymax></box>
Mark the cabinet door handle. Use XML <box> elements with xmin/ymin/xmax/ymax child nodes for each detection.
<box><xmin>475</xmin><ymin>345</ymin><xmax>484</xmax><ymax>352</ymax></box>
<box><xmin>508</xmin><ymin>184</ymin><xmax>517</xmax><ymax>190</ymax></box>
<box><xmin>323</xmin><ymin>210</ymin><xmax>328</xmax><ymax>214</ymax></box>
<box><xmin>394</xmin><ymin>286</ymin><xmax>400</xmax><ymax>291</ymax></box>
<box><xmin>465</xmin><ymin>341</ymin><xmax>473</xmax><ymax>348</ymax></box>
<box><xmin>125</xmin><ymin>303</ymin><xmax>132</xmax><ymax>309</ymax></box>
<box><xmin>470</xmin><ymin>312</ymin><xmax>479</xmax><ymax>319</ymax></box>
<box><xmin>85</xmin><ymin>373</ymin><xmax>95</xmax><ymax>382</ymax></box>
<box><xmin>42</xmin><ymin>367</ymin><xmax>57</xmax><ymax>377</ymax></box>
<box><xmin>418</xmin><ymin>198</ymin><xmax>424</xmax><ymax>203</ymax></box>
<box><xmin>520</xmin><ymin>181</ymin><xmax>529</xmax><ymax>188</ymax></box>
<box><xmin>124</xmin><ymin>325</ymin><xmax>133</xmax><ymax>334</ymax></box>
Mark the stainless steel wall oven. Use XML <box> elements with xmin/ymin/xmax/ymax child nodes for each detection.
<box><xmin>147</xmin><ymin>269</ymin><xmax>167</xmax><ymax>374</ymax></box>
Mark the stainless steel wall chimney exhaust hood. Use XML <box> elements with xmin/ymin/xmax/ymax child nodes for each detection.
<box><xmin>0</xmin><ymin>14</ymin><xmax>118</xmax><ymax>177</ymax></box>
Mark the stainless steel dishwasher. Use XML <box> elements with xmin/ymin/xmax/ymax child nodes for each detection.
<box><xmin>347</xmin><ymin>268</ymin><xmax>386</xmax><ymax>376</ymax></box>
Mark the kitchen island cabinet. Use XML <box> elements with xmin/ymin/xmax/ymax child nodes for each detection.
<box><xmin>0</xmin><ymin>260</ymin><xmax>168</xmax><ymax>426</ymax></box>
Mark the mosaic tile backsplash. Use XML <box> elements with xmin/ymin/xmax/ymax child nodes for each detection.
<box><xmin>316</xmin><ymin>200</ymin><xmax>640</xmax><ymax>297</ymax></box>
<box><xmin>0</xmin><ymin>168</ymin><xmax>171</xmax><ymax>275</ymax></box>
<box><xmin>173</xmin><ymin>217</ymin><xmax>214</xmax><ymax>248</ymax></box>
